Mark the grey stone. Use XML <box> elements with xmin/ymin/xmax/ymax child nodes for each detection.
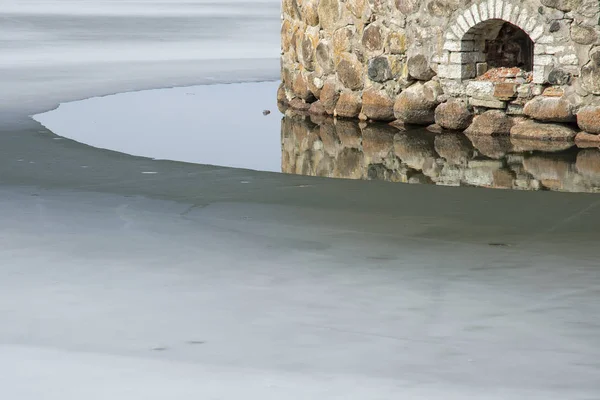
<box><xmin>368</xmin><ymin>57</ymin><xmax>393</xmax><ymax>82</ymax></box>
<box><xmin>547</xmin><ymin>69</ymin><xmax>572</xmax><ymax>85</ymax></box>
<box><xmin>407</xmin><ymin>54</ymin><xmax>436</xmax><ymax>81</ymax></box>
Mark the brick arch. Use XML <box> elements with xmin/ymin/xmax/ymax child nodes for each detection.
<box><xmin>438</xmin><ymin>0</ymin><xmax>577</xmax><ymax>84</ymax></box>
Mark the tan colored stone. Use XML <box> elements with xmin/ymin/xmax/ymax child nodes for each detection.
<box><xmin>281</xmin><ymin>20</ymin><xmax>294</xmax><ymax>52</ymax></box>
<box><xmin>317</xmin><ymin>0</ymin><xmax>341</xmax><ymax>30</ymax></box>
<box><xmin>542</xmin><ymin>87</ymin><xmax>565</xmax><ymax>97</ymax></box>
<box><xmin>361</xmin><ymin>88</ymin><xmax>395</xmax><ymax>121</ymax></box>
<box><xmin>575</xmin><ymin>131</ymin><xmax>600</xmax><ymax>147</ymax></box>
<box><xmin>336</xmin><ymin>52</ymin><xmax>364</xmax><ymax>90</ymax></box>
<box><xmin>510</xmin><ymin>120</ymin><xmax>578</xmax><ymax>141</ymax></box>
<box><xmin>303</xmin><ymin>0</ymin><xmax>320</xmax><ymax>26</ymax></box>
<box><xmin>387</xmin><ymin>31</ymin><xmax>407</xmax><ymax>54</ymax></box>
<box><xmin>465</xmin><ymin>110</ymin><xmax>514</xmax><ymax>136</ymax></box>
<box><xmin>434</xmin><ymin>100</ymin><xmax>473</xmax><ymax>131</ymax></box>
<box><xmin>300</xmin><ymin>32</ymin><xmax>317</xmax><ymax>71</ymax></box>
<box><xmin>292</xmin><ymin>73</ymin><xmax>314</xmax><ymax>101</ymax></box>
<box><xmin>493</xmin><ymin>83</ymin><xmax>518</xmax><ymax>101</ymax></box>
<box><xmin>277</xmin><ymin>83</ymin><xmax>288</xmax><ymax>105</ymax></box>
<box><xmin>346</xmin><ymin>0</ymin><xmax>370</xmax><ymax>19</ymax></box>
<box><xmin>393</xmin><ymin>81</ymin><xmax>443</xmax><ymax>125</ymax></box>
<box><xmin>571</xmin><ymin>24</ymin><xmax>598</xmax><ymax>45</ymax></box>
<box><xmin>333</xmin><ymin>26</ymin><xmax>354</xmax><ymax>61</ymax></box>
<box><xmin>309</xmin><ymin>100</ymin><xmax>328</xmax><ymax>115</ymax></box>
<box><xmin>523</xmin><ymin>97</ymin><xmax>575</xmax><ymax>122</ymax></box>
<box><xmin>289</xmin><ymin>98</ymin><xmax>312</xmax><ymax>112</ymax></box>
<box><xmin>335</xmin><ymin>91</ymin><xmax>363</xmax><ymax>118</ymax></box>
<box><xmin>577</xmin><ymin>106</ymin><xmax>600</xmax><ymax>134</ymax></box>
<box><xmin>319</xmin><ymin>79</ymin><xmax>339</xmax><ymax>114</ymax></box>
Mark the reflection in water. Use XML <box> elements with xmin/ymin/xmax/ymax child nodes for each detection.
<box><xmin>281</xmin><ymin>114</ymin><xmax>600</xmax><ymax>193</ymax></box>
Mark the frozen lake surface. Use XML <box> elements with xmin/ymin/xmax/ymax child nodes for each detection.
<box><xmin>2</xmin><ymin>1</ymin><xmax>600</xmax><ymax>399</ymax></box>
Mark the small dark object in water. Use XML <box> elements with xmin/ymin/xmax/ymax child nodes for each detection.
<box><xmin>489</xmin><ymin>243</ymin><xmax>510</xmax><ymax>247</ymax></box>
<box><xmin>262</xmin><ymin>110</ymin><xmax>271</xmax><ymax>115</ymax></box>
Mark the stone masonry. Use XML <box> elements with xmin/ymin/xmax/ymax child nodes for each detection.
<box><xmin>280</xmin><ymin>0</ymin><xmax>600</xmax><ymax>141</ymax></box>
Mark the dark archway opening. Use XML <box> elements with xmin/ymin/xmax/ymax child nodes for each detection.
<box><xmin>483</xmin><ymin>22</ymin><xmax>534</xmax><ymax>72</ymax></box>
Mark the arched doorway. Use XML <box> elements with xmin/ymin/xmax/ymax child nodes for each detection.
<box><xmin>437</xmin><ymin>1</ymin><xmax>576</xmax><ymax>84</ymax></box>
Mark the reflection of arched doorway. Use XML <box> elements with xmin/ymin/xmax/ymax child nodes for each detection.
<box><xmin>437</xmin><ymin>0</ymin><xmax>578</xmax><ymax>84</ymax></box>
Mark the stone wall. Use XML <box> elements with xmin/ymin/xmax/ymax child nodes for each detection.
<box><xmin>280</xmin><ymin>0</ymin><xmax>600</xmax><ymax>140</ymax></box>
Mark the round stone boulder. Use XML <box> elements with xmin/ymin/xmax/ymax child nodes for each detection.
<box><xmin>434</xmin><ymin>100</ymin><xmax>473</xmax><ymax>131</ymax></box>
<box><xmin>393</xmin><ymin>81</ymin><xmax>443</xmax><ymax>125</ymax></box>
<box><xmin>523</xmin><ymin>97</ymin><xmax>575</xmax><ymax>122</ymax></box>
<box><xmin>319</xmin><ymin>79</ymin><xmax>340</xmax><ymax>115</ymax></box>
<box><xmin>465</xmin><ymin>110</ymin><xmax>516</xmax><ymax>136</ymax></box>
<box><xmin>362</xmin><ymin>24</ymin><xmax>385</xmax><ymax>52</ymax></box>
<box><xmin>571</xmin><ymin>24</ymin><xmax>598</xmax><ymax>45</ymax></box>
<box><xmin>510</xmin><ymin>120</ymin><xmax>578</xmax><ymax>141</ymax></box>
<box><xmin>407</xmin><ymin>54</ymin><xmax>436</xmax><ymax>81</ymax></box>
<box><xmin>335</xmin><ymin>91</ymin><xmax>363</xmax><ymax>119</ymax></box>
<box><xmin>361</xmin><ymin>88</ymin><xmax>395</xmax><ymax>121</ymax></box>
<box><xmin>336</xmin><ymin>52</ymin><xmax>364</xmax><ymax>90</ymax></box>
<box><xmin>577</xmin><ymin>106</ymin><xmax>600</xmax><ymax>134</ymax></box>
<box><xmin>318</xmin><ymin>0</ymin><xmax>341</xmax><ymax>30</ymax></box>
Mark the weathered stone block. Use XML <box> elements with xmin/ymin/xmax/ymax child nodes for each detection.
<box><xmin>510</xmin><ymin>120</ymin><xmax>577</xmax><ymax>141</ymax></box>
<box><xmin>368</xmin><ymin>57</ymin><xmax>392</xmax><ymax>82</ymax></box>
<box><xmin>577</xmin><ymin>106</ymin><xmax>600</xmax><ymax>134</ymax></box>
<box><xmin>493</xmin><ymin>83</ymin><xmax>518</xmax><ymax>100</ymax></box>
<box><xmin>523</xmin><ymin>97</ymin><xmax>575</xmax><ymax>122</ymax></box>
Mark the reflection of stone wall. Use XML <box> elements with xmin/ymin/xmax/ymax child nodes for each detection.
<box><xmin>281</xmin><ymin>112</ymin><xmax>600</xmax><ymax>193</ymax></box>
<box><xmin>280</xmin><ymin>0</ymin><xmax>600</xmax><ymax>140</ymax></box>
